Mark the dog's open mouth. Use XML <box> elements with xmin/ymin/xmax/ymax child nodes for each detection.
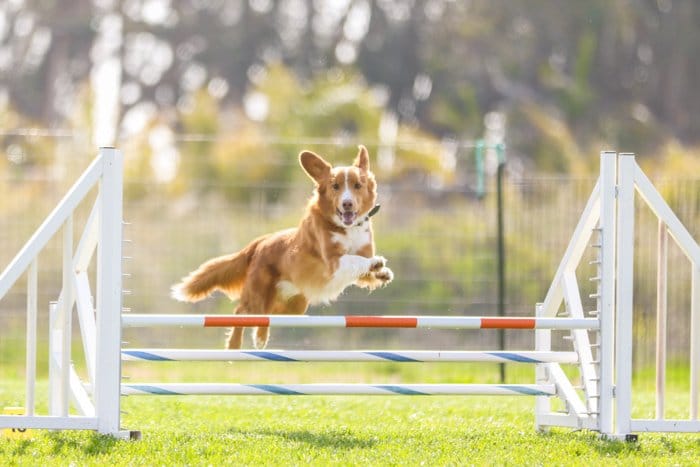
<box><xmin>338</xmin><ymin>209</ymin><xmax>357</xmax><ymax>226</ymax></box>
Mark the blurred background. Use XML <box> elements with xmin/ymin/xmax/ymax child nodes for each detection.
<box><xmin>1</xmin><ymin>0</ymin><xmax>699</xmax><ymax>374</ymax></box>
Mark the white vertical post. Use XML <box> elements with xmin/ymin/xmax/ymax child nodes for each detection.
<box><xmin>94</xmin><ymin>147</ymin><xmax>125</xmax><ymax>437</ymax></box>
<box><xmin>534</xmin><ymin>303</ymin><xmax>550</xmax><ymax>431</ymax></box>
<box><xmin>598</xmin><ymin>151</ymin><xmax>617</xmax><ymax>437</ymax></box>
<box><xmin>25</xmin><ymin>259</ymin><xmax>38</xmax><ymax>416</ymax></box>
<box><xmin>656</xmin><ymin>221</ymin><xmax>668</xmax><ymax>419</ymax></box>
<box><xmin>60</xmin><ymin>215</ymin><xmax>74</xmax><ymax>417</ymax></box>
<box><xmin>614</xmin><ymin>153</ymin><xmax>635</xmax><ymax>438</ymax></box>
<box><xmin>691</xmin><ymin>265</ymin><xmax>700</xmax><ymax>420</ymax></box>
<box><xmin>48</xmin><ymin>302</ymin><xmax>61</xmax><ymax>416</ymax></box>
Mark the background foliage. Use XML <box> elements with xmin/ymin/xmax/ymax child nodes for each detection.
<box><xmin>2</xmin><ymin>0</ymin><xmax>700</xmax><ymax>172</ymax></box>
<box><xmin>2</xmin><ymin>1</ymin><xmax>700</xmax><ymax>375</ymax></box>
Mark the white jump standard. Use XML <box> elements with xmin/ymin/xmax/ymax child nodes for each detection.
<box><xmin>1</xmin><ymin>148</ymin><xmax>699</xmax><ymax>440</ymax></box>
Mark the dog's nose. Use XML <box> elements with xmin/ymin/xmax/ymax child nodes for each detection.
<box><xmin>342</xmin><ymin>199</ymin><xmax>354</xmax><ymax>211</ymax></box>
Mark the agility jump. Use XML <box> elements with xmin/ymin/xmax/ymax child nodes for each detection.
<box><xmin>0</xmin><ymin>148</ymin><xmax>698</xmax><ymax>441</ymax></box>
<box><xmin>119</xmin><ymin>313</ymin><xmax>596</xmax><ymax>398</ymax></box>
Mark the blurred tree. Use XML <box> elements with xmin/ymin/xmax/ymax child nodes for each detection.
<box><xmin>2</xmin><ymin>0</ymin><xmax>700</xmax><ymax>173</ymax></box>
<box><xmin>0</xmin><ymin>0</ymin><xmax>94</xmax><ymax>122</ymax></box>
<box><xmin>167</xmin><ymin>62</ymin><xmax>449</xmax><ymax>202</ymax></box>
<box><xmin>174</xmin><ymin>89</ymin><xmax>220</xmax><ymax>193</ymax></box>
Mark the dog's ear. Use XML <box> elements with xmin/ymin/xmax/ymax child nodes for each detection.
<box><xmin>300</xmin><ymin>150</ymin><xmax>332</xmax><ymax>184</ymax></box>
<box><xmin>354</xmin><ymin>145</ymin><xmax>370</xmax><ymax>172</ymax></box>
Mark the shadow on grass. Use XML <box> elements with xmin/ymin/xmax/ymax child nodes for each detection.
<box><xmin>229</xmin><ymin>427</ymin><xmax>378</xmax><ymax>450</ymax></box>
<box><xmin>3</xmin><ymin>438</ymin><xmax>34</xmax><ymax>457</ymax></box>
<box><xmin>45</xmin><ymin>432</ymin><xmax>121</xmax><ymax>456</ymax></box>
<box><xmin>536</xmin><ymin>429</ymin><xmax>641</xmax><ymax>454</ymax></box>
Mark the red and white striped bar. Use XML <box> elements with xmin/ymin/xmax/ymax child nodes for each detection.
<box><xmin>121</xmin><ymin>383</ymin><xmax>556</xmax><ymax>397</ymax></box>
<box><xmin>121</xmin><ymin>349</ymin><xmax>581</xmax><ymax>364</ymax></box>
<box><xmin>122</xmin><ymin>314</ymin><xmax>599</xmax><ymax>330</ymax></box>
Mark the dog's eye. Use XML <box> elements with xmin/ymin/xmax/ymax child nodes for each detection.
<box><xmin>354</xmin><ymin>183</ymin><xmax>362</xmax><ymax>189</ymax></box>
<box><xmin>332</xmin><ymin>183</ymin><xmax>340</xmax><ymax>191</ymax></box>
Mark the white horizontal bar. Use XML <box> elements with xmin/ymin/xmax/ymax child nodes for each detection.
<box><xmin>630</xmin><ymin>419</ymin><xmax>700</xmax><ymax>433</ymax></box>
<box><xmin>531</xmin><ymin>318</ymin><xmax>599</xmax><ymax>329</ymax></box>
<box><xmin>535</xmin><ymin>413</ymin><xmax>600</xmax><ymax>431</ymax></box>
<box><xmin>121</xmin><ymin>383</ymin><xmax>556</xmax><ymax>396</ymax></box>
<box><xmin>0</xmin><ymin>415</ymin><xmax>99</xmax><ymax>430</ymax></box>
<box><xmin>123</xmin><ymin>314</ymin><xmax>206</xmax><ymax>327</ymax></box>
<box><xmin>121</xmin><ymin>349</ymin><xmax>580</xmax><ymax>364</ymax></box>
<box><xmin>121</xmin><ymin>314</ymin><xmax>600</xmax><ymax>330</ymax></box>
<box><xmin>271</xmin><ymin>315</ymin><xmax>347</xmax><ymax>327</ymax></box>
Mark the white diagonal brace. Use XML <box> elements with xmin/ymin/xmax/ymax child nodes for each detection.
<box><xmin>562</xmin><ymin>270</ymin><xmax>598</xmax><ymax>415</ymax></box>
<box><xmin>633</xmin><ymin>164</ymin><xmax>700</xmax><ymax>263</ymax></box>
<box><xmin>542</xmin><ymin>181</ymin><xmax>601</xmax><ymax>317</ymax></box>
<box><xmin>547</xmin><ymin>363</ymin><xmax>589</xmax><ymax>418</ymax></box>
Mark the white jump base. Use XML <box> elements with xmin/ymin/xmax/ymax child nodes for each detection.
<box><xmin>2</xmin><ymin>149</ymin><xmax>700</xmax><ymax>441</ymax></box>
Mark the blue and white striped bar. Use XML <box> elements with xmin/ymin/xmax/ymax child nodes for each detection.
<box><xmin>121</xmin><ymin>383</ymin><xmax>556</xmax><ymax>396</ymax></box>
<box><xmin>121</xmin><ymin>349</ymin><xmax>580</xmax><ymax>364</ymax></box>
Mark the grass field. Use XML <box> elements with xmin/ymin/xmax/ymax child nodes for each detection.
<box><xmin>1</xmin><ymin>364</ymin><xmax>699</xmax><ymax>466</ymax></box>
<box><xmin>1</xmin><ymin>393</ymin><xmax>699</xmax><ymax>466</ymax></box>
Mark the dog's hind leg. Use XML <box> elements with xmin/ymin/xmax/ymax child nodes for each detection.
<box><xmin>226</xmin><ymin>304</ymin><xmax>246</xmax><ymax>349</ymax></box>
<box><xmin>240</xmin><ymin>265</ymin><xmax>282</xmax><ymax>349</ymax></box>
<box><xmin>253</xmin><ymin>327</ymin><xmax>269</xmax><ymax>349</ymax></box>
<box><xmin>227</xmin><ymin>327</ymin><xmax>244</xmax><ymax>349</ymax></box>
<box><xmin>252</xmin><ymin>295</ymin><xmax>309</xmax><ymax>349</ymax></box>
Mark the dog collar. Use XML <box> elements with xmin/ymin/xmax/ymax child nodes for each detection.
<box><xmin>367</xmin><ymin>204</ymin><xmax>380</xmax><ymax>218</ymax></box>
<box><xmin>352</xmin><ymin>204</ymin><xmax>380</xmax><ymax>228</ymax></box>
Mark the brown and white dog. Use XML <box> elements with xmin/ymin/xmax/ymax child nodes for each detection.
<box><xmin>171</xmin><ymin>145</ymin><xmax>393</xmax><ymax>349</ymax></box>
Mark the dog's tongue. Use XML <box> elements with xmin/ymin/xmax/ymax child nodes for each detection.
<box><xmin>343</xmin><ymin>211</ymin><xmax>356</xmax><ymax>225</ymax></box>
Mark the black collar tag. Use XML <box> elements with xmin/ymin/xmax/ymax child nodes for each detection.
<box><xmin>367</xmin><ymin>204</ymin><xmax>381</xmax><ymax>218</ymax></box>
<box><xmin>351</xmin><ymin>204</ymin><xmax>381</xmax><ymax>228</ymax></box>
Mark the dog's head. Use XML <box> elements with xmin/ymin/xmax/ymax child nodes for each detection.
<box><xmin>300</xmin><ymin>145</ymin><xmax>377</xmax><ymax>227</ymax></box>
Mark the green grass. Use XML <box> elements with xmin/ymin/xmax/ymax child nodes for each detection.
<box><xmin>1</xmin><ymin>395</ymin><xmax>699</xmax><ymax>466</ymax></box>
<box><xmin>1</xmin><ymin>376</ymin><xmax>700</xmax><ymax>466</ymax></box>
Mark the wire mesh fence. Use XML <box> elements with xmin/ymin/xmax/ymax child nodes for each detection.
<box><xmin>1</xmin><ymin>135</ymin><xmax>699</xmax><ymax>372</ymax></box>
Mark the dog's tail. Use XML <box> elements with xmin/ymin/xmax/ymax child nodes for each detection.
<box><xmin>171</xmin><ymin>238</ymin><xmax>263</xmax><ymax>302</ymax></box>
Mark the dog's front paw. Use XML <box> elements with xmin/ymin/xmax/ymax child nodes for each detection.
<box><xmin>374</xmin><ymin>266</ymin><xmax>394</xmax><ymax>285</ymax></box>
<box><xmin>369</xmin><ymin>256</ymin><xmax>387</xmax><ymax>272</ymax></box>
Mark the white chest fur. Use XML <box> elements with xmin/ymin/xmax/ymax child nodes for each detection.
<box><xmin>277</xmin><ymin>254</ymin><xmax>374</xmax><ymax>305</ymax></box>
<box><xmin>275</xmin><ymin>224</ymin><xmax>373</xmax><ymax>306</ymax></box>
<box><xmin>331</xmin><ymin>223</ymin><xmax>371</xmax><ymax>254</ymax></box>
